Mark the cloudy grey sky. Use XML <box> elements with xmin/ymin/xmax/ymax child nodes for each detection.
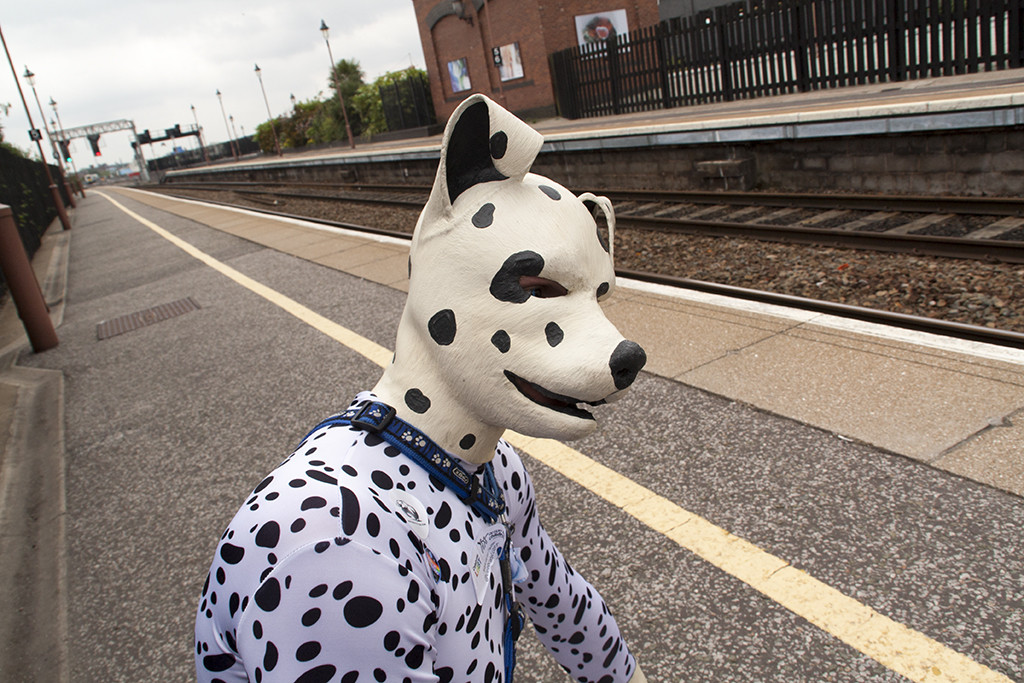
<box><xmin>1</xmin><ymin>0</ymin><xmax>425</xmax><ymax>168</ymax></box>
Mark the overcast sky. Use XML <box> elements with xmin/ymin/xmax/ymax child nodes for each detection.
<box><xmin>1</xmin><ymin>0</ymin><xmax>426</xmax><ymax>169</ymax></box>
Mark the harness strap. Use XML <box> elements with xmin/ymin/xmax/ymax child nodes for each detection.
<box><xmin>302</xmin><ymin>400</ymin><xmax>523</xmax><ymax>680</ymax></box>
<box><xmin>302</xmin><ymin>400</ymin><xmax>506</xmax><ymax>523</ymax></box>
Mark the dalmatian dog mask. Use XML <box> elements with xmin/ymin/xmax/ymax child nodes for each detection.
<box><xmin>372</xmin><ymin>94</ymin><xmax>646</xmax><ymax>464</ymax></box>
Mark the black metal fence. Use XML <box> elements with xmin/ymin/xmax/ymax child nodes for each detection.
<box><xmin>551</xmin><ymin>0</ymin><xmax>1024</xmax><ymax>119</ymax></box>
<box><xmin>147</xmin><ymin>137</ymin><xmax>262</xmax><ymax>172</ymax></box>
<box><xmin>0</xmin><ymin>146</ymin><xmax>70</xmax><ymax>297</ymax></box>
<box><xmin>379</xmin><ymin>71</ymin><xmax>437</xmax><ymax>132</ymax></box>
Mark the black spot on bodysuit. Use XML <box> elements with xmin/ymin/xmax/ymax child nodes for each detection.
<box><xmin>489</xmin><ymin>251</ymin><xmax>544</xmax><ymax>303</ymax></box>
<box><xmin>255</xmin><ymin>522</ymin><xmax>280</xmax><ymax>548</ymax></box>
<box><xmin>459</xmin><ymin>434</ymin><xmax>476</xmax><ymax>450</ymax></box>
<box><xmin>220</xmin><ymin>543</ymin><xmax>245</xmax><ymax>564</ymax></box>
<box><xmin>203</xmin><ymin>653</ymin><xmax>235</xmax><ymax>672</ymax></box>
<box><xmin>428</xmin><ymin>309</ymin><xmax>457</xmax><ymax>345</ymax></box>
<box><xmin>344</xmin><ymin>596</ymin><xmax>384</xmax><ymax>628</ymax></box>
<box><xmin>254</xmin><ymin>577</ymin><xmax>281</xmax><ymax>612</ymax></box>
<box><xmin>405</xmin><ymin>388</ymin><xmax>431</xmax><ymax>414</ymax></box>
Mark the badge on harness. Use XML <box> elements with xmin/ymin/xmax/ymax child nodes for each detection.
<box><xmin>471</xmin><ymin>525</ymin><xmax>506</xmax><ymax>604</ymax></box>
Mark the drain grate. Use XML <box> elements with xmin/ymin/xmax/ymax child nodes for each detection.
<box><xmin>97</xmin><ymin>297</ymin><xmax>201</xmax><ymax>340</ymax></box>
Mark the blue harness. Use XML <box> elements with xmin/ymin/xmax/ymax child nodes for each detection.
<box><xmin>303</xmin><ymin>400</ymin><xmax>526</xmax><ymax>681</ymax></box>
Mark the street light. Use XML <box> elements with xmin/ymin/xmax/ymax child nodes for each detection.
<box><xmin>190</xmin><ymin>104</ymin><xmax>210</xmax><ymax>164</ymax></box>
<box><xmin>253</xmin><ymin>63</ymin><xmax>282</xmax><ymax>156</ymax></box>
<box><xmin>319</xmin><ymin>19</ymin><xmax>355</xmax><ymax>149</ymax></box>
<box><xmin>215</xmin><ymin>88</ymin><xmax>239</xmax><ymax>160</ymax></box>
<box><xmin>290</xmin><ymin>93</ymin><xmax>297</xmax><ymax>110</ymax></box>
<box><xmin>0</xmin><ymin>26</ymin><xmax>71</xmax><ymax>231</ymax></box>
<box><xmin>23</xmin><ymin>67</ymin><xmax>76</xmax><ymax>208</ymax></box>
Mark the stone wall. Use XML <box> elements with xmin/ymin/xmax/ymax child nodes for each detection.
<box><xmin>165</xmin><ymin>127</ymin><xmax>1024</xmax><ymax>198</ymax></box>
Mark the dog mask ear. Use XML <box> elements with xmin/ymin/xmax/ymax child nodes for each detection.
<box><xmin>427</xmin><ymin>94</ymin><xmax>543</xmax><ymax>218</ymax></box>
<box><xmin>578</xmin><ymin>193</ymin><xmax>616</xmax><ymax>262</ymax></box>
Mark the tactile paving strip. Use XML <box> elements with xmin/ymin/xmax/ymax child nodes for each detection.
<box><xmin>96</xmin><ymin>297</ymin><xmax>200</xmax><ymax>340</ymax></box>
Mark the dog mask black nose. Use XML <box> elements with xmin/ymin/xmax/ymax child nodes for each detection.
<box><xmin>610</xmin><ymin>340</ymin><xmax>647</xmax><ymax>390</ymax></box>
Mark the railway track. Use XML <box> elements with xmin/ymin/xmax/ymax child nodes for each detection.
<box><xmin>145</xmin><ymin>186</ymin><xmax>1024</xmax><ymax>349</ymax></box>
<box><xmin>156</xmin><ymin>180</ymin><xmax>1024</xmax><ymax>263</ymax></box>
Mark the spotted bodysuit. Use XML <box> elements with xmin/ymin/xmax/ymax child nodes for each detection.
<box><xmin>195</xmin><ymin>394</ymin><xmax>638</xmax><ymax>683</ymax></box>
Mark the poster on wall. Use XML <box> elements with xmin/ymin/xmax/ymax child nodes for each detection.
<box><xmin>447</xmin><ymin>57</ymin><xmax>471</xmax><ymax>93</ymax></box>
<box><xmin>574</xmin><ymin>9</ymin><xmax>629</xmax><ymax>47</ymax></box>
<box><xmin>496</xmin><ymin>42</ymin><xmax>524</xmax><ymax>82</ymax></box>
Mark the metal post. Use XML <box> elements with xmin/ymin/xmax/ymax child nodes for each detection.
<box><xmin>1</xmin><ymin>24</ymin><xmax>71</xmax><ymax>231</ymax></box>
<box><xmin>130</xmin><ymin>122</ymin><xmax>150</xmax><ymax>183</ymax></box>
<box><xmin>320</xmin><ymin>20</ymin><xmax>356</xmax><ymax>149</ymax></box>
<box><xmin>0</xmin><ymin>205</ymin><xmax>59</xmax><ymax>352</ymax></box>
<box><xmin>49</xmin><ymin>99</ymin><xmax>85</xmax><ymax>198</ymax></box>
<box><xmin>253</xmin><ymin>64</ymin><xmax>283</xmax><ymax>156</ymax></box>
<box><xmin>216</xmin><ymin>89</ymin><xmax>239</xmax><ymax>160</ymax></box>
<box><xmin>191</xmin><ymin>104</ymin><xmax>209</xmax><ymax>163</ymax></box>
<box><xmin>25</xmin><ymin>72</ymin><xmax>76</xmax><ymax>208</ymax></box>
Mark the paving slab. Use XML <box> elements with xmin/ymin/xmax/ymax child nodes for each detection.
<box><xmin>932</xmin><ymin>408</ymin><xmax>1024</xmax><ymax>497</ymax></box>
<box><xmin>679</xmin><ymin>323</ymin><xmax>1024</xmax><ymax>462</ymax></box>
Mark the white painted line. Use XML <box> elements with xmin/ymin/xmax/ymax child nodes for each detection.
<box><xmin>120</xmin><ymin>187</ymin><xmax>412</xmax><ymax>248</ymax></box>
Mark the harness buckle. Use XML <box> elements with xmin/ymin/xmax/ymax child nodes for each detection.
<box><xmin>350</xmin><ymin>402</ymin><xmax>396</xmax><ymax>434</ymax></box>
<box><xmin>466</xmin><ymin>475</ymin><xmax>482</xmax><ymax>505</ymax></box>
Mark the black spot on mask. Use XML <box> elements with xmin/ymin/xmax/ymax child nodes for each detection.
<box><xmin>489</xmin><ymin>251</ymin><xmax>544</xmax><ymax>303</ymax></box>
<box><xmin>428</xmin><ymin>309</ymin><xmax>457</xmax><ymax>345</ymax></box>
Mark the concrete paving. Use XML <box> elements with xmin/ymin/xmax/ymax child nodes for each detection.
<box><xmin>121</xmin><ymin>188</ymin><xmax>1024</xmax><ymax>497</ymax></box>
<box><xmin>2</xmin><ymin>189</ymin><xmax>1021</xmax><ymax>682</ymax></box>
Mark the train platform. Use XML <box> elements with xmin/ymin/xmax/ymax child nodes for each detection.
<box><xmin>1</xmin><ymin>187</ymin><xmax>1022</xmax><ymax>681</ymax></box>
<box><xmin>167</xmin><ymin>67</ymin><xmax>1024</xmax><ymax>175</ymax></box>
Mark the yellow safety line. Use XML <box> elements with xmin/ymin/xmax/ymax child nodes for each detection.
<box><xmin>98</xmin><ymin>191</ymin><xmax>1011</xmax><ymax>683</ymax></box>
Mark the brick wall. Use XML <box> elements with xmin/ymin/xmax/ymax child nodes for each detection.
<box><xmin>413</xmin><ymin>0</ymin><xmax>659</xmax><ymax>122</ymax></box>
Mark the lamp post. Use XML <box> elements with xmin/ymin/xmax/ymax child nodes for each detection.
<box><xmin>23</xmin><ymin>67</ymin><xmax>76</xmax><ymax>208</ymax></box>
<box><xmin>319</xmin><ymin>20</ymin><xmax>355</xmax><ymax>149</ymax></box>
<box><xmin>49</xmin><ymin>98</ymin><xmax>85</xmax><ymax>198</ymax></box>
<box><xmin>253</xmin><ymin>64</ymin><xmax>282</xmax><ymax>156</ymax></box>
<box><xmin>190</xmin><ymin>104</ymin><xmax>209</xmax><ymax>163</ymax></box>
<box><xmin>290</xmin><ymin>93</ymin><xmax>297</xmax><ymax>110</ymax></box>
<box><xmin>0</xmin><ymin>27</ymin><xmax>70</xmax><ymax>230</ymax></box>
<box><xmin>229</xmin><ymin>115</ymin><xmax>240</xmax><ymax>146</ymax></box>
<box><xmin>215</xmin><ymin>89</ymin><xmax>239</xmax><ymax>160</ymax></box>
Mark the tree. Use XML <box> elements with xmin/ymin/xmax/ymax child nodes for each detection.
<box><xmin>0</xmin><ymin>102</ymin><xmax>29</xmax><ymax>157</ymax></box>
<box><xmin>0</xmin><ymin>102</ymin><xmax>10</xmax><ymax>143</ymax></box>
<box><xmin>352</xmin><ymin>67</ymin><xmax>434</xmax><ymax>138</ymax></box>
<box><xmin>328</xmin><ymin>58</ymin><xmax>365</xmax><ymax>137</ymax></box>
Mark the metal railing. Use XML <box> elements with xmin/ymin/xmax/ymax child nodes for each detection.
<box><xmin>551</xmin><ymin>0</ymin><xmax>1024</xmax><ymax>119</ymax></box>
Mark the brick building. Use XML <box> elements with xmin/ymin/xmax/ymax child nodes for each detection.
<box><xmin>411</xmin><ymin>0</ymin><xmax>659</xmax><ymax>121</ymax></box>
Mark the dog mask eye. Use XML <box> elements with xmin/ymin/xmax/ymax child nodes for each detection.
<box><xmin>519</xmin><ymin>276</ymin><xmax>567</xmax><ymax>299</ymax></box>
